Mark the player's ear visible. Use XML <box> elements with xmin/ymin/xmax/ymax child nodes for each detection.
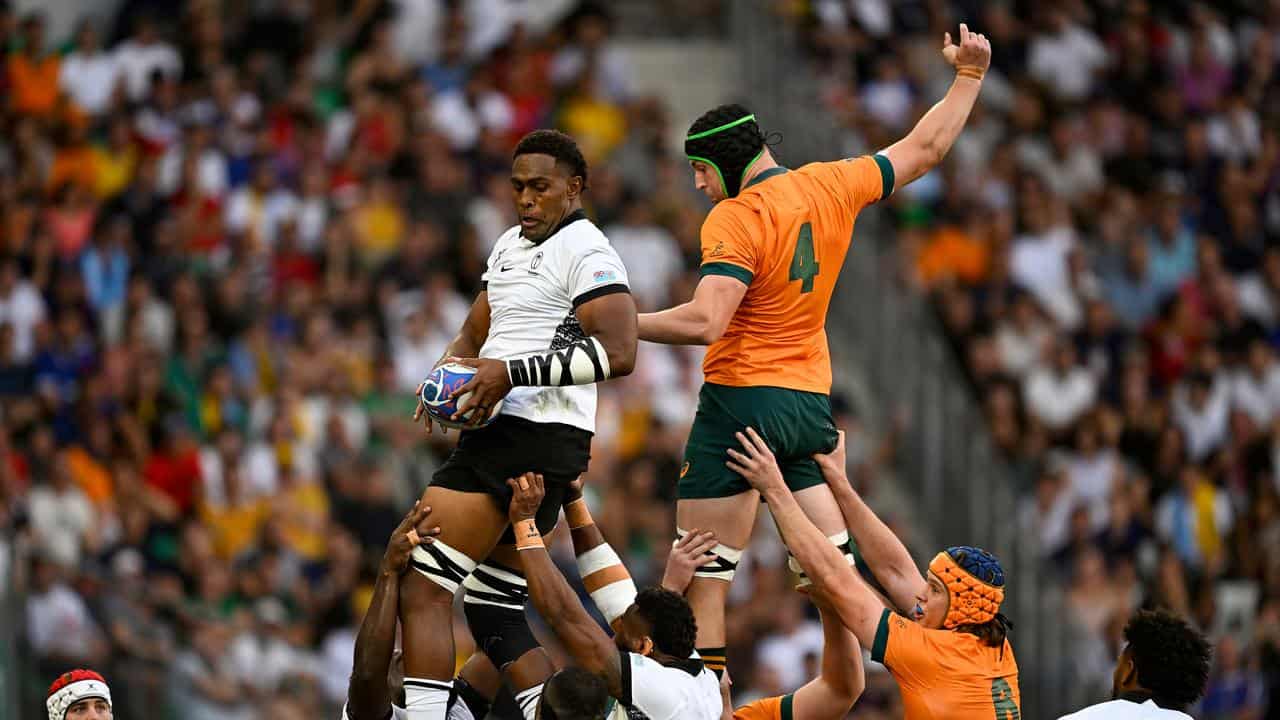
<box><xmin>566</xmin><ymin>175</ymin><xmax>583</xmax><ymax>200</ymax></box>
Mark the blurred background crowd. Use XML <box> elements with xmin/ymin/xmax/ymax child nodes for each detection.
<box><xmin>2</xmin><ymin>0</ymin><xmax>1280</xmax><ymax>718</ymax></box>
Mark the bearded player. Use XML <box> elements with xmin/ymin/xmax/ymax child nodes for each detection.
<box><xmin>402</xmin><ymin>129</ymin><xmax>637</xmax><ymax>719</ymax></box>
<box><xmin>730</xmin><ymin>427</ymin><xmax>1020</xmax><ymax>720</ymax></box>
<box><xmin>635</xmin><ymin>24</ymin><xmax>992</xmax><ymax>676</ymax></box>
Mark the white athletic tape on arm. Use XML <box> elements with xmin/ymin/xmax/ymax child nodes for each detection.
<box><xmin>506</xmin><ymin>337</ymin><xmax>611</xmax><ymax>387</ymax></box>
<box><xmin>577</xmin><ymin>544</ymin><xmax>637</xmax><ymax>624</ymax></box>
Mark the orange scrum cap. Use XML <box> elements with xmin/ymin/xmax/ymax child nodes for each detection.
<box><xmin>929</xmin><ymin>546</ymin><xmax>1006</xmax><ymax>629</ymax></box>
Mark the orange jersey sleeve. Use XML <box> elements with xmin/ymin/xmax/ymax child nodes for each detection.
<box><xmin>871</xmin><ymin>610</ymin><xmax>1022</xmax><ymax>720</ymax></box>
<box><xmin>733</xmin><ymin>694</ymin><xmax>793</xmax><ymax>720</ymax></box>
<box><xmin>795</xmin><ymin>155</ymin><xmax>894</xmax><ymax>216</ymax></box>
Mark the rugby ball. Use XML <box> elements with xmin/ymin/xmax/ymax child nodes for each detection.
<box><xmin>420</xmin><ymin>362</ymin><xmax>503</xmax><ymax>430</ymax></box>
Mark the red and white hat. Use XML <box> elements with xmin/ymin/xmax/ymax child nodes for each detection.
<box><xmin>47</xmin><ymin>669</ymin><xmax>111</xmax><ymax>720</ymax></box>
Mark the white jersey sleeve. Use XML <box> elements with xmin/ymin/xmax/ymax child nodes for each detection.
<box><xmin>563</xmin><ymin>234</ymin><xmax>629</xmax><ymax>307</ymax></box>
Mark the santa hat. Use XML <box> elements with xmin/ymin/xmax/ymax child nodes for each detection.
<box><xmin>47</xmin><ymin>670</ymin><xmax>111</xmax><ymax>720</ymax></box>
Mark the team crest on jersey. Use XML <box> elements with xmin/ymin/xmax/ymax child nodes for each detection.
<box><xmin>531</xmin><ymin>251</ymin><xmax>543</xmax><ymax>270</ymax></box>
<box><xmin>709</xmin><ymin>241</ymin><xmax>724</xmax><ymax>257</ymax></box>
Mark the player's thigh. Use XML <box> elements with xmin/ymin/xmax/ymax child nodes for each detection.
<box><xmin>416</xmin><ymin>485</ymin><xmax>509</xmax><ymax>561</ymax></box>
<box><xmin>676</xmin><ymin>493</ymin><xmax>759</xmax><ymax>550</ymax></box>
<box><xmin>788</xmin><ymin>465</ymin><xmax>846</xmax><ymax>537</ymax></box>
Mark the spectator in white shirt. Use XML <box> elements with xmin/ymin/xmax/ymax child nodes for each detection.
<box><xmin>0</xmin><ymin>256</ymin><xmax>47</xmax><ymax>362</ymax></box>
<box><xmin>1237</xmin><ymin>246</ymin><xmax>1280</xmax><ymax>327</ymax></box>
<box><xmin>995</xmin><ymin>291</ymin><xmax>1052</xmax><ymax>378</ymax></box>
<box><xmin>27</xmin><ymin>456</ymin><xmax>99</xmax><ymax>569</ymax></box>
<box><xmin>1230</xmin><ymin>338</ymin><xmax>1280</xmax><ymax>428</ymax></box>
<box><xmin>430</xmin><ymin>69</ymin><xmax>514</xmax><ymax>153</ymax></box>
<box><xmin>1172</xmin><ymin>370</ymin><xmax>1230</xmax><ymax>462</ymax></box>
<box><xmin>392</xmin><ymin>307</ymin><xmax>452</xmax><ymax>394</ymax></box>
<box><xmin>1066</xmin><ymin>418</ymin><xmax>1120</xmax><ymax>531</ymax></box>
<box><xmin>1028</xmin><ymin>9</ymin><xmax>1110</xmax><ymax>102</ymax></box>
<box><xmin>605</xmin><ymin>196</ymin><xmax>683</xmax><ymax>311</ymax></box>
<box><xmin>224</xmin><ymin>161</ymin><xmax>298</xmax><ymax>253</ymax></box>
<box><xmin>1025</xmin><ymin>337</ymin><xmax>1098</xmax><ymax>433</ymax></box>
<box><xmin>753</xmin><ymin>593</ymin><xmax>825</xmax><ymax>692</ymax></box>
<box><xmin>550</xmin><ymin>5</ymin><xmax>633</xmax><ymax>104</ymax></box>
<box><xmin>113</xmin><ymin>15</ymin><xmax>182</xmax><ymax>103</ymax></box>
<box><xmin>1058</xmin><ymin>609</ymin><xmax>1211</xmax><ymax>719</ymax></box>
<box><xmin>26</xmin><ymin>555</ymin><xmax>107</xmax><ymax>670</ymax></box>
<box><xmin>59</xmin><ymin>22</ymin><xmax>122</xmax><ymax>117</ymax></box>
<box><xmin>1018</xmin><ymin>462</ymin><xmax>1077</xmax><ymax>558</ymax></box>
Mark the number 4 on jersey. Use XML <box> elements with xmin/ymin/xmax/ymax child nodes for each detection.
<box><xmin>790</xmin><ymin>222</ymin><xmax>819</xmax><ymax>293</ymax></box>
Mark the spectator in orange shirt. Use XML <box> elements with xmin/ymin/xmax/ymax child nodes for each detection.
<box><xmin>915</xmin><ymin>209</ymin><xmax>991</xmax><ymax>288</ymax></box>
<box><xmin>7</xmin><ymin>15</ymin><xmax>61</xmax><ymax>118</ymax></box>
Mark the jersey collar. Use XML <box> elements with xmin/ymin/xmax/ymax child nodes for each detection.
<box><xmin>743</xmin><ymin>166</ymin><xmax>788</xmax><ymax>190</ymax></box>
<box><xmin>523</xmin><ymin>208</ymin><xmax>588</xmax><ymax>245</ymax></box>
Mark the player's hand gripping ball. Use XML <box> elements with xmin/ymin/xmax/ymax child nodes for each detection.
<box><xmin>420</xmin><ymin>363</ymin><xmax>504</xmax><ymax>430</ymax></box>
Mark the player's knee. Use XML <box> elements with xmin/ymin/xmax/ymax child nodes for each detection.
<box><xmin>462</xmin><ymin>562</ymin><xmax>540</xmax><ymax>668</ymax></box>
<box><xmin>407</xmin><ymin>540</ymin><xmax>478</xmax><ymax>602</ymax></box>
<box><xmin>677</xmin><ymin>527</ymin><xmax>742</xmax><ymax>584</ymax></box>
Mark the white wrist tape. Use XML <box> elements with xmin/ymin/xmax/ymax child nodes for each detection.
<box><xmin>577</xmin><ymin>544</ymin><xmax>637</xmax><ymax>624</ymax></box>
<box><xmin>506</xmin><ymin>337</ymin><xmax>611</xmax><ymax>387</ymax></box>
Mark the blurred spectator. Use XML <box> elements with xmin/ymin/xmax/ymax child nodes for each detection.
<box><xmin>1024</xmin><ymin>336</ymin><xmax>1098</xmax><ymax>433</ymax></box>
<box><xmin>1155</xmin><ymin>467</ymin><xmax>1233</xmax><ymax>573</ymax></box>
<box><xmin>59</xmin><ymin>21</ymin><xmax>122</xmax><ymax>118</ymax></box>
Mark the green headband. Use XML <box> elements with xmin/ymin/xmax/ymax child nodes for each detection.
<box><xmin>685</xmin><ymin>114</ymin><xmax>756</xmax><ymax>142</ymax></box>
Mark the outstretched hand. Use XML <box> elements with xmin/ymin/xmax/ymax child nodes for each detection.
<box><xmin>507</xmin><ymin>472</ymin><xmax>545</xmax><ymax>524</ymax></box>
<box><xmin>812</xmin><ymin>430</ymin><xmax>849</xmax><ymax>488</ymax></box>
<box><xmin>661</xmin><ymin>529</ymin><xmax>718</xmax><ymax>595</ymax></box>
<box><xmin>726</xmin><ymin>427</ymin><xmax>787</xmax><ymax>493</ymax></box>
<box><xmin>941</xmin><ymin>23</ymin><xmax>991</xmax><ymax>73</ymax></box>
<box><xmin>381</xmin><ymin>500</ymin><xmax>441</xmax><ymax>575</ymax></box>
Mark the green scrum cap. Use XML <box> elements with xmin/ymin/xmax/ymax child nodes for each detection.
<box><xmin>685</xmin><ymin>104</ymin><xmax>767</xmax><ymax>198</ymax></box>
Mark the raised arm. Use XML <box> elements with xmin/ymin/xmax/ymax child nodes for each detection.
<box><xmin>509</xmin><ymin>473</ymin><xmax>626</xmax><ymax>699</ymax></box>
<box><xmin>562</xmin><ymin>476</ymin><xmax>639</xmax><ymax>630</ymax></box>
<box><xmin>638</xmin><ymin>274</ymin><xmax>747</xmax><ymax>346</ymax></box>
<box><xmin>347</xmin><ymin>502</ymin><xmax>440</xmax><ymax>720</ymax></box>
<box><xmin>727</xmin><ymin>429</ymin><xmax>884</xmax><ymax>649</ymax></box>
<box><xmin>881</xmin><ymin>24</ymin><xmax>991</xmax><ymax>188</ymax></box>
<box><xmin>813</xmin><ymin>432</ymin><xmax>926</xmax><ymax>614</ymax></box>
<box><xmin>792</xmin><ymin>586</ymin><xmax>864</xmax><ymax>719</ymax></box>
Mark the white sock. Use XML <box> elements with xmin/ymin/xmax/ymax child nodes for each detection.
<box><xmin>404</xmin><ymin>678</ymin><xmax>453</xmax><ymax>720</ymax></box>
<box><xmin>514</xmin><ymin>683</ymin><xmax>544</xmax><ymax>720</ymax></box>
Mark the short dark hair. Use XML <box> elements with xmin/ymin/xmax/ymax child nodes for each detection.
<box><xmin>540</xmin><ymin>668</ymin><xmax>609</xmax><ymax>720</ymax></box>
<box><xmin>1124</xmin><ymin>609</ymin><xmax>1212</xmax><ymax>710</ymax></box>
<box><xmin>634</xmin><ymin>587</ymin><xmax>696</xmax><ymax>658</ymax></box>
<box><xmin>513</xmin><ymin>130</ymin><xmax>588</xmax><ymax>188</ymax></box>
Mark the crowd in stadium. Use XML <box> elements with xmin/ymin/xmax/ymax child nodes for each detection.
<box><xmin>797</xmin><ymin>0</ymin><xmax>1280</xmax><ymax>715</ymax></box>
<box><xmin>2</xmin><ymin>0</ymin><xmax>1280</xmax><ymax>718</ymax></box>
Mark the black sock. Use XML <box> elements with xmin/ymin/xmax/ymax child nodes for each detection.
<box><xmin>454</xmin><ymin>677</ymin><xmax>491</xmax><ymax>719</ymax></box>
<box><xmin>698</xmin><ymin>646</ymin><xmax>727</xmax><ymax>679</ymax></box>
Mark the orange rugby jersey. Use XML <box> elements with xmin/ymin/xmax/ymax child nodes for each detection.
<box><xmin>871</xmin><ymin>609</ymin><xmax>1021</xmax><ymax>720</ymax></box>
<box><xmin>699</xmin><ymin>156</ymin><xmax>893</xmax><ymax>393</ymax></box>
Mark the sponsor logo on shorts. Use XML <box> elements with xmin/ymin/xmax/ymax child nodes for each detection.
<box><xmin>680</xmin><ymin>461</ymin><xmax>690</xmax><ymax>478</ymax></box>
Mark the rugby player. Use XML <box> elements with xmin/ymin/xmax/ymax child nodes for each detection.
<box><xmin>402</xmin><ymin>129</ymin><xmax>637</xmax><ymax>719</ymax></box>
<box><xmin>46</xmin><ymin>669</ymin><xmax>113</xmax><ymax>720</ymax></box>
<box><xmin>508</xmin><ymin>472</ymin><xmax>723</xmax><ymax>720</ymax></box>
<box><xmin>1058</xmin><ymin>609</ymin><xmax>1211</xmax><ymax>720</ymax></box>
<box><xmin>636</xmin><ymin>24</ymin><xmax>992</xmax><ymax>676</ymax></box>
<box><xmin>728</xmin><ymin>428</ymin><xmax>1020</xmax><ymax>720</ymax></box>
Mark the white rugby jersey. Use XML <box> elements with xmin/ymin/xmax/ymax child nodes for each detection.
<box><xmin>606</xmin><ymin>651</ymin><xmax>722</xmax><ymax>720</ymax></box>
<box><xmin>479</xmin><ymin>210</ymin><xmax>630</xmax><ymax>433</ymax></box>
<box><xmin>1058</xmin><ymin>699</ymin><xmax>1194</xmax><ymax>720</ymax></box>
